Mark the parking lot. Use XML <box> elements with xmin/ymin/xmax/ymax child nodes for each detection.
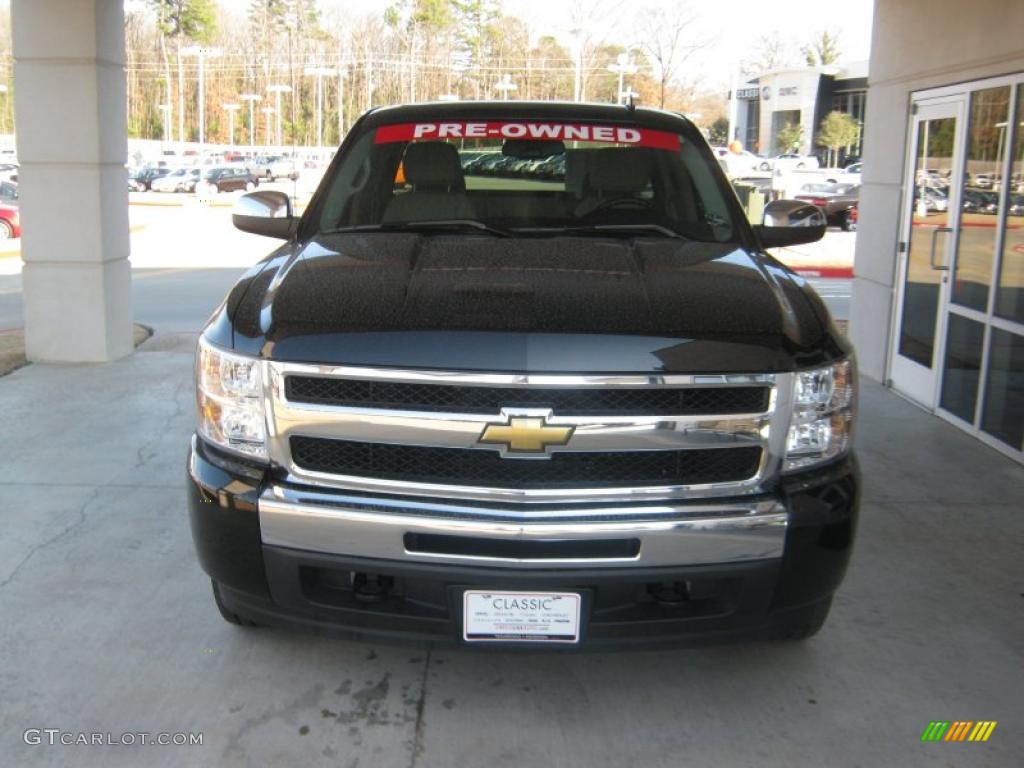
<box><xmin>0</xmin><ymin>196</ymin><xmax>1021</xmax><ymax>767</ymax></box>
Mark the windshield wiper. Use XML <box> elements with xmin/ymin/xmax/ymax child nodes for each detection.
<box><xmin>518</xmin><ymin>224</ymin><xmax>688</xmax><ymax>240</ymax></box>
<box><xmin>328</xmin><ymin>220</ymin><xmax>512</xmax><ymax>238</ymax></box>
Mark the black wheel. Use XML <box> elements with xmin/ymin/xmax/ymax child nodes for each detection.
<box><xmin>766</xmin><ymin>597</ymin><xmax>833</xmax><ymax>641</ymax></box>
<box><xmin>841</xmin><ymin>212</ymin><xmax>856</xmax><ymax>232</ymax></box>
<box><xmin>0</xmin><ymin>219</ymin><xmax>13</xmax><ymax>239</ymax></box>
<box><xmin>759</xmin><ymin>161</ymin><xmax>771</xmax><ymax>171</ymax></box>
<box><xmin>796</xmin><ymin>162</ymin><xmax>806</xmax><ymax>169</ymax></box>
<box><xmin>211</xmin><ymin>580</ymin><xmax>260</xmax><ymax>627</ymax></box>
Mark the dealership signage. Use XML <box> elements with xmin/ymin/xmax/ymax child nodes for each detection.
<box><xmin>374</xmin><ymin>122</ymin><xmax>683</xmax><ymax>150</ymax></box>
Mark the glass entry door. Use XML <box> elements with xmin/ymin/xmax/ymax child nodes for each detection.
<box><xmin>891</xmin><ymin>77</ymin><xmax>1024</xmax><ymax>462</ymax></box>
<box><xmin>890</xmin><ymin>98</ymin><xmax>965</xmax><ymax>407</ymax></box>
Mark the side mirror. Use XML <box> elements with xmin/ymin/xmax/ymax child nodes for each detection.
<box><xmin>753</xmin><ymin>199</ymin><xmax>827</xmax><ymax>248</ymax></box>
<box><xmin>232</xmin><ymin>190</ymin><xmax>299</xmax><ymax>239</ymax></box>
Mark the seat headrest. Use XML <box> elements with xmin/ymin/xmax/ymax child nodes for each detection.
<box><xmin>586</xmin><ymin>148</ymin><xmax>653</xmax><ymax>193</ymax></box>
<box><xmin>403</xmin><ymin>142</ymin><xmax>465</xmax><ymax>189</ymax></box>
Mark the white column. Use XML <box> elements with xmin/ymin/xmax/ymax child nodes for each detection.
<box><xmin>12</xmin><ymin>0</ymin><xmax>132</xmax><ymax>362</ymax></box>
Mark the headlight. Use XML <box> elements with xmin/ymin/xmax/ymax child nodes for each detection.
<box><xmin>784</xmin><ymin>358</ymin><xmax>856</xmax><ymax>472</ymax></box>
<box><xmin>195</xmin><ymin>336</ymin><xmax>268</xmax><ymax>460</ymax></box>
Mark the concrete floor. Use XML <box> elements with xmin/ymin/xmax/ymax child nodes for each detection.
<box><xmin>1</xmin><ymin>331</ymin><xmax>1022</xmax><ymax>767</ymax></box>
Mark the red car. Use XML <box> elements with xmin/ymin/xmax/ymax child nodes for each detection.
<box><xmin>0</xmin><ymin>202</ymin><xmax>20</xmax><ymax>239</ymax></box>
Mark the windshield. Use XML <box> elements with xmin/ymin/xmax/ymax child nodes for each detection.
<box><xmin>315</xmin><ymin>119</ymin><xmax>738</xmax><ymax>242</ymax></box>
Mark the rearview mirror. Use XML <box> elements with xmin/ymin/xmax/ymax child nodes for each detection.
<box><xmin>753</xmin><ymin>199</ymin><xmax>827</xmax><ymax>248</ymax></box>
<box><xmin>232</xmin><ymin>190</ymin><xmax>299</xmax><ymax>239</ymax></box>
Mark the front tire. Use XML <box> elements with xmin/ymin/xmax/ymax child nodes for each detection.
<box><xmin>245</xmin><ymin>181</ymin><xmax>256</xmax><ymax>192</ymax></box>
<box><xmin>0</xmin><ymin>219</ymin><xmax>12</xmax><ymax>239</ymax></box>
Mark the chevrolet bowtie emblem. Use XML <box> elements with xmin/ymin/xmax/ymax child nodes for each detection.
<box><xmin>478</xmin><ymin>413</ymin><xmax>574</xmax><ymax>456</ymax></box>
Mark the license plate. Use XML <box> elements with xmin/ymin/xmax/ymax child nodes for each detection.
<box><xmin>462</xmin><ymin>590</ymin><xmax>581</xmax><ymax>643</ymax></box>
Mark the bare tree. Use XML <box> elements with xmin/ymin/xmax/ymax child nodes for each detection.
<box><xmin>742</xmin><ymin>31</ymin><xmax>795</xmax><ymax>77</ymax></box>
<box><xmin>636</xmin><ymin>4</ymin><xmax>707</xmax><ymax>109</ymax></box>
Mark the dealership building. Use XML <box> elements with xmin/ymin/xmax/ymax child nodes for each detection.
<box><xmin>730</xmin><ymin>61</ymin><xmax>868</xmax><ymax>160</ymax></box>
<box><xmin>849</xmin><ymin>0</ymin><xmax>1024</xmax><ymax>463</ymax></box>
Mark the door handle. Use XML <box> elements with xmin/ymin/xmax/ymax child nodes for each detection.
<box><xmin>929</xmin><ymin>227</ymin><xmax>953</xmax><ymax>270</ymax></box>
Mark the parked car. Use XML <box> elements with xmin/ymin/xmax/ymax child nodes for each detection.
<box><xmin>0</xmin><ymin>202</ymin><xmax>21</xmax><ymax>239</ymax></box>
<box><xmin>190</xmin><ymin>101</ymin><xmax>858</xmax><ymax>647</ymax></box>
<box><xmin>128</xmin><ymin>167</ymin><xmax>171</xmax><ymax>192</ymax></box>
<box><xmin>771</xmin><ymin>153</ymin><xmax>820</xmax><ymax>171</ymax></box>
<box><xmin>151</xmin><ymin>168</ymin><xmax>201</xmax><ymax>193</ymax></box>
<box><xmin>713</xmin><ymin>147</ymin><xmax>768</xmax><ymax>176</ymax></box>
<box><xmin>795</xmin><ymin>182</ymin><xmax>860</xmax><ymax>230</ymax></box>
<box><xmin>972</xmin><ymin>173</ymin><xmax>998</xmax><ymax>189</ymax></box>
<box><xmin>826</xmin><ymin>162</ymin><xmax>862</xmax><ymax>185</ymax></box>
<box><xmin>249</xmin><ymin>155</ymin><xmax>299</xmax><ymax>181</ymax></box>
<box><xmin>196</xmin><ymin>166</ymin><xmax>260</xmax><ymax>194</ymax></box>
<box><xmin>961</xmin><ymin>188</ymin><xmax>998</xmax><ymax>214</ymax></box>
<box><xmin>0</xmin><ymin>180</ymin><xmax>18</xmax><ymax>205</ymax></box>
<box><xmin>912</xmin><ymin>186</ymin><xmax>949</xmax><ymax>213</ymax></box>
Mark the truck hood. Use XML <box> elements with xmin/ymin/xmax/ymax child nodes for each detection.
<box><xmin>225</xmin><ymin>233</ymin><xmax>847</xmax><ymax>373</ymax></box>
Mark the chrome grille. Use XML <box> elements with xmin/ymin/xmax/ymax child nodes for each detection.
<box><xmin>265</xmin><ymin>363</ymin><xmax>789</xmax><ymax>504</ymax></box>
<box><xmin>290</xmin><ymin>436</ymin><xmax>763</xmax><ymax>488</ymax></box>
<box><xmin>284</xmin><ymin>376</ymin><xmax>770</xmax><ymax>415</ymax></box>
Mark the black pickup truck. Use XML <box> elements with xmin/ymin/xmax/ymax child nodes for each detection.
<box><xmin>188</xmin><ymin>101</ymin><xmax>858</xmax><ymax>648</ymax></box>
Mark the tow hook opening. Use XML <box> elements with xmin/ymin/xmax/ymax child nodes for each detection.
<box><xmin>647</xmin><ymin>581</ymin><xmax>690</xmax><ymax>606</ymax></box>
<box><xmin>352</xmin><ymin>573</ymin><xmax>394</xmax><ymax>604</ymax></box>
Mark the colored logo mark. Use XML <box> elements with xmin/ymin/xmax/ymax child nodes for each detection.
<box><xmin>921</xmin><ymin>721</ymin><xmax>997</xmax><ymax>742</ymax></box>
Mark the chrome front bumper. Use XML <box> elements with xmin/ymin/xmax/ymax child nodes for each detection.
<box><xmin>259</xmin><ymin>485</ymin><xmax>788</xmax><ymax>569</ymax></box>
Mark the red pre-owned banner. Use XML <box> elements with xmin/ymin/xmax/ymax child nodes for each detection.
<box><xmin>374</xmin><ymin>121</ymin><xmax>682</xmax><ymax>151</ymax></box>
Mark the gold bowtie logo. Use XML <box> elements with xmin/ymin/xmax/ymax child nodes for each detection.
<box><xmin>478</xmin><ymin>415</ymin><xmax>574</xmax><ymax>455</ymax></box>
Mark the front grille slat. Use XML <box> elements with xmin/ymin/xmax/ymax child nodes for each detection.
<box><xmin>290</xmin><ymin>436</ymin><xmax>762</xmax><ymax>489</ymax></box>
<box><xmin>285</xmin><ymin>376</ymin><xmax>769</xmax><ymax>416</ymax></box>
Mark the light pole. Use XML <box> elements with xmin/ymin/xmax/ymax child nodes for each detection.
<box><xmin>607</xmin><ymin>52</ymin><xmax>638</xmax><ymax>105</ymax></box>
<box><xmin>0</xmin><ymin>84</ymin><xmax>8</xmax><ymax>138</ymax></box>
<box><xmin>223</xmin><ymin>103</ymin><xmax>240</xmax><ymax>147</ymax></box>
<box><xmin>240</xmin><ymin>94</ymin><xmax>260</xmax><ymax>149</ymax></box>
<box><xmin>180</xmin><ymin>46</ymin><xmax>221</xmax><ymax>149</ymax></box>
<box><xmin>337</xmin><ymin>66</ymin><xmax>346</xmax><ymax>141</ymax></box>
<box><xmin>494</xmin><ymin>74</ymin><xmax>517</xmax><ymax>100</ymax></box>
<box><xmin>570</xmin><ymin>28</ymin><xmax>583</xmax><ymax>102</ymax></box>
<box><xmin>266</xmin><ymin>84</ymin><xmax>291</xmax><ymax>147</ymax></box>
<box><xmin>157</xmin><ymin>103</ymin><xmax>171</xmax><ymax>145</ymax></box>
<box><xmin>261</xmin><ymin>107</ymin><xmax>276</xmax><ymax>147</ymax></box>
<box><xmin>304</xmin><ymin>66</ymin><xmax>337</xmax><ymax>149</ymax></box>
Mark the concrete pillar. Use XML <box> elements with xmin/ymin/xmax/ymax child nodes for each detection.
<box><xmin>12</xmin><ymin>0</ymin><xmax>132</xmax><ymax>362</ymax></box>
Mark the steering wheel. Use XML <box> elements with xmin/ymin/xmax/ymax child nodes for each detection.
<box><xmin>582</xmin><ymin>196</ymin><xmax>655</xmax><ymax>217</ymax></box>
